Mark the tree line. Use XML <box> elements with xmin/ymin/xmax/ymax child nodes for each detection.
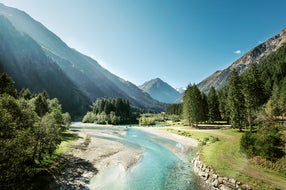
<box><xmin>167</xmin><ymin>44</ymin><xmax>286</xmax><ymax>161</ymax></box>
<box><xmin>0</xmin><ymin>73</ymin><xmax>71</xmax><ymax>188</ymax></box>
<box><xmin>167</xmin><ymin>85</ymin><xmax>221</xmax><ymax>126</ymax></box>
<box><xmin>82</xmin><ymin>98</ymin><xmax>136</xmax><ymax>124</ymax></box>
<box><xmin>167</xmin><ymin>44</ymin><xmax>286</xmax><ymax>129</ymax></box>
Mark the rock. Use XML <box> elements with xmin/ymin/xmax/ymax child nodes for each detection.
<box><xmin>212</xmin><ymin>174</ymin><xmax>218</xmax><ymax>179</ymax></box>
<box><xmin>219</xmin><ymin>184</ymin><xmax>232</xmax><ymax>190</ymax></box>
<box><xmin>199</xmin><ymin>171</ymin><xmax>209</xmax><ymax>180</ymax></box>
<box><xmin>223</xmin><ymin>180</ymin><xmax>236</xmax><ymax>188</ymax></box>
<box><xmin>241</xmin><ymin>184</ymin><xmax>252</xmax><ymax>190</ymax></box>
<box><xmin>212</xmin><ymin>179</ymin><xmax>219</xmax><ymax>187</ymax></box>
<box><xmin>200</xmin><ymin>164</ymin><xmax>205</xmax><ymax>170</ymax></box>
<box><xmin>229</xmin><ymin>178</ymin><xmax>236</xmax><ymax>184</ymax></box>
<box><xmin>218</xmin><ymin>177</ymin><xmax>224</xmax><ymax>184</ymax></box>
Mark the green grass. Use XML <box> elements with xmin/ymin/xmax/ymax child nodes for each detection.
<box><xmin>40</xmin><ymin>131</ymin><xmax>79</xmax><ymax>166</ymax></box>
<box><xmin>165</xmin><ymin>127</ymin><xmax>286</xmax><ymax>190</ymax></box>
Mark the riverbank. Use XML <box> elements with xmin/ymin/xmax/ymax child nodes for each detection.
<box><xmin>52</xmin><ymin>123</ymin><xmax>201</xmax><ymax>189</ymax></box>
<box><xmin>51</xmin><ymin>123</ymin><xmax>142</xmax><ymax>189</ymax></box>
<box><xmin>165</xmin><ymin>127</ymin><xmax>286</xmax><ymax>190</ymax></box>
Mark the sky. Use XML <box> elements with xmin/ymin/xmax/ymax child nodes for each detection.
<box><xmin>0</xmin><ymin>0</ymin><xmax>286</xmax><ymax>88</ymax></box>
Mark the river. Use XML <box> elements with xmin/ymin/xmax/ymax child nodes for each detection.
<box><xmin>70</xmin><ymin>125</ymin><xmax>198</xmax><ymax>190</ymax></box>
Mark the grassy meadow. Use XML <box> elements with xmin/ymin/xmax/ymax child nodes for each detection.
<box><xmin>165</xmin><ymin>127</ymin><xmax>286</xmax><ymax>190</ymax></box>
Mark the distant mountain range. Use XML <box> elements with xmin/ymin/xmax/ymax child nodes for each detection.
<box><xmin>197</xmin><ymin>28</ymin><xmax>286</xmax><ymax>94</ymax></box>
<box><xmin>0</xmin><ymin>3</ymin><xmax>165</xmax><ymax>117</ymax></box>
<box><xmin>139</xmin><ymin>78</ymin><xmax>182</xmax><ymax>104</ymax></box>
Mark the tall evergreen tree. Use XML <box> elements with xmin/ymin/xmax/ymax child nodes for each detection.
<box><xmin>183</xmin><ymin>86</ymin><xmax>192</xmax><ymax>126</ymax></box>
<box><xmin>34</xmin><ymin>92</ymin><xmax>49</xmax><ymax>117</ymax></box>
<box><xmin>201</xmin><ymin>92</ymin><xmax>209</xmax><ymax>122</ymax></box>
<box><xmin>227</xmin><ymin>71</ymin><xmax>245</xmax><ymax>131</ymax></box>
<box><xmin>217</xmin><ymin>87</ymin><xmax>230</xmax><ymax>122</ymax></box>
<box><xmin>243</xmin><ymin>64</ymin><xmax>266</xmax><ymax>128</ymax></box>
<box><xmin>182</xmin><ymin>85</ymin><xmax>204</xmax><ymax>126</ymax></box>
<box><xmin>0</xmin><ymin>73</ymin><xmax>17</xmax><ymax>97</ymax></box>
<box><xmin>207</xmin><ymin>86</ymin><xmax>221</xmax><ymax>123</ymax></box>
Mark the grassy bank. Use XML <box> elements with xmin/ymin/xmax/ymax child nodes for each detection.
<box><xmin>39</xmin><ymin>131</ymin><xmax>79</xmax><ymax>166</ymax></box>
<box><xmin>30</xmin><ymin>131</ymin><xmax>79</xmax><ymax>189</ymax></box>
<box><xmin>165</xmin><ymin>127</ymin><xmax>286</xmax><ymax>190</ymax></box>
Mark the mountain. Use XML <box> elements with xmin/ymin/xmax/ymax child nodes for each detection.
<box><xmin>0</xmin><ymin>3</ymin><xmax>165</xmax><ymax>117</ymax></box>
<box><xmin>197</xmin><ymin>28</ymin><xmax>286</xmax><ymax>94</ymax></box>
<box><xmin>175</xmin><ymin>87</ymin><xmax>186</xmax><ymax>94</ymax></box>
<box><xmin>139</xmin><ymin>78</ymin><xmax>181</xmax><ymax>103</ymax></box>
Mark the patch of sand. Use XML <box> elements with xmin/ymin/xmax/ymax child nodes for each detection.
<box><xmin>53</xmin><ymin>124</ymin><xmax>141</xmax><ymax>189</ymax></box>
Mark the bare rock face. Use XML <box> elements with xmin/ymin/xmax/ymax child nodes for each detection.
<box><xmin>197</xmin><ymin>28</ymin><xmax>286</xmax><ymax>94</ymax></box>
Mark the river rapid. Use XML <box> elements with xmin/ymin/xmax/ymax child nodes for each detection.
<box><xmin>71</xmin><ymin>125</ymin><xmax>198</xmax><ymax>190</ymax></box>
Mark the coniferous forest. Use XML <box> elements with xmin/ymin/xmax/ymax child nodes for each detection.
<box><xmin>82</xmin><ymin>98</ymin><xmax>137</xmax><ymax>124</ymax></box>
<box><xmin>167</xmin><ymin>44</ymin><xmax>286</xmax><ymax>162</ymax></box>
<box><xmin>0</xmin><ymin>73</ymin><xmax>71</xmax><ymax>188</ymax></box>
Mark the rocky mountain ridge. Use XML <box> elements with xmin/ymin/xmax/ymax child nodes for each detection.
<box><xmin>197</xmin><ymin>28</ymin><xmax>286</xmax><ymax>93</ymax></box>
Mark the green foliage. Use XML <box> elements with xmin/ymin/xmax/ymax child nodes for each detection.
<box><xmin>217</xmin><ymin>87</ymin><xmax>230</xmax><ymax>121</ymax></box>
<box><xmin>243</xmin><ymin>64</ymin><xmax>267</xmax><ymax>128</ymax></box>
<box><xmin>182</xmin><ymin>85</ymin><xmax>206</xmax><ymax>126</ymax></box>
<box><xmin>0</xmin><ymin>73</ymin><xmax>71</xmax><ymax>188</ymax></box>
<box><xmin>166</xmin><ymin>103</ymin><xmax>182</xmax><ymax>115</ymax></box>
<box><xmin>240</xmin><ymin>127</ymin><xmax>285</xmax><ymax>161</ymax></box>
<box><xmin>34</xmin><ymin>92</ymin><xmax>49</xmax><ymax>117</ymax></box>
<box><xmin>83</xmin><ymin>98</ymin><xmax>135</xmax><ymax>124</ymax></box>
<box><xmin>207</xmin><ymin>86</ymin><xmax>221</xmax><ymax>123</ymax></box>
<box><xmin>139</xmin><ymin>114</ymin><xmax>156</xmax><ymax>125</ymax></box>
<box><xmin>19</xmin><ymin>88</ymin><xmax>33</xmax><ymax>100</ymax></box>
<box><xmin>0</xmin><ymin>72</ymin><xmax>17</xmax><ymax>97</ymax></box>
<box><xmin>227</xmin><ymin>70</ymin><xmax>246</xmax><ymax>130</ymax></box>
<box><xmin>201</xmin><ymin>92</ymin><xmax>209</xmax><ymax>122</ymax></box>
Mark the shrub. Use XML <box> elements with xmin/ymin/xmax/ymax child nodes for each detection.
<box><xmin>240</xmin><ymin>126</ymin><xmax>285</xmax><ymax>161</ymax></box>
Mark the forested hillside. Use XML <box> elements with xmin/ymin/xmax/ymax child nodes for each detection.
<box><xmin>0</xmin><ymin>73</ymin><xmax>71</xmax><ymax>189</ymax></box>
<box><xmin>82</xmin><ymin>98</ymin><xmax>137</xmax><ymax>124</ymax></box>
<box><xmin>0</xmin><ymin>3</ymin><xmax>166</xmax><ymax>116</ymax></box>
<box><xmin>167</xmin><ymin>44</ymin><xmax>286</xmax><ymax>164</ymax></box>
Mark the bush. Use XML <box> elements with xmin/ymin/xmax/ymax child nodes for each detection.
<box><xmin>82</xmin><ymin>111</ymin><xmax>96</xmax><ymax>123</ymax></box>
<box><xmin>240</xmin><ymin>126</ymin><xmax>285</xmax><ymax>161</ymax></box>
<box><xmin>240</xmin><ymin>131</ymin><xmax>256</xmax><ymax>157</ymax></box>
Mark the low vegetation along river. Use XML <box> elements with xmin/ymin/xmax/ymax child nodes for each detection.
<box><xmin>70</xmin><ymin>124</ymin><xmax>199</xmax><ymax>189</ymax></box>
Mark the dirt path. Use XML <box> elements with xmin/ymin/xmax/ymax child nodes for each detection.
<box><xmin>188</xmin><ymin>129</ymin><xmax>233</xmax><ymax>139</ymax></box>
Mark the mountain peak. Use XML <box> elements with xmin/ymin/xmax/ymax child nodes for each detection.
<box><xmin>139</xmin><ymin>78</ymin><xmax>181</xmax><ymax>103</ymax></box>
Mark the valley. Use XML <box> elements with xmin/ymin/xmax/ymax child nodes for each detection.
<box><xmin>0</xmin><ymin>2</ymin><xmax>286</xmax><ymax>190</ymax></box>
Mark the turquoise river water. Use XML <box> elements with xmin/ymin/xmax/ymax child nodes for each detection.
<box><xmin>72</xmin><ymin>126</ymin><xmax>198</xmax><ymax>190</ymax></box>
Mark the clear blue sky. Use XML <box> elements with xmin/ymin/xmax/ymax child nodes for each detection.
<box><xmin>1</xmin><ymin>0</ymin><xmax>286</xmax><ymax>88</ymax></box>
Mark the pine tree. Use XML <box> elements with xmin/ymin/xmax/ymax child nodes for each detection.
<box><xmin>0</xmin><ymin>72</ymin><xmax>17</xmax><ymax>97</ymax></box>
<box><xmin>201</xmin><ymin>92</ymin><xmax>209</xmax><ymax>122</ymax></box>
<box><xmin>243</xmin><ymin>64</ymin><xmax>266</xmax><ymax>128</ymax></box>
<box><xmin>207</xmin><ymin>86</ymin><xmax>221</xmax><ymax>123</ymax></box>
<box><xmin>183</xmin><ymin>86</ymin><xmax>192</xmax><ymax>126</ymax></box>
<box><xmin>217</xmin><ymin>87</ymin><xmax>229</xmax><ymax>122</ymax></box>
<box><xmin>182</xmin><ymin>85</ymin><xmax>204</xmax><ymax>126</ymax></box>
<box><xmin>227</xmin><ymin>71</ymin><xmax>245</xmax><ymax>131</ymax></box>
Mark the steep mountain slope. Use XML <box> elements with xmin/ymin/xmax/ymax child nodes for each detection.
<box><xmin>139</xmin><ymin>78</ymin><xmax>181</xmax><ymax>103</ymax></box>
<box><xmin>0</xmin><ymin>3</ymin><xmax>165</xmax><ymax>114</ymax></box>
<box><xmin>0</xmin><ymin>15</ymin><xmax>89</xmax><ymax>117</ymax></box>
<box><xmin>197</xmin><ymin>28</ymin><xmax>286</xmax><ymax>93</ymax></box>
